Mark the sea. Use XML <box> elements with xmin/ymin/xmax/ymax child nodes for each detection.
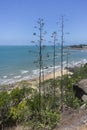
<box><xmin>0</xmin><ymin>45</ymin><xmax>87</xmax><ymax>85</ymax></box>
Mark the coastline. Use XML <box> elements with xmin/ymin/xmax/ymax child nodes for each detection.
<box><xmin>68</xmin><ymin>48</ymin><xmax>87</xmax><ymax>50</ymax></box>
<box><xmin>0</xmin><ymin>68</ymin><xmax>72</xmax><ymax>92</ymax></box>
<box><xmin>0</xmin><ymin>59</ymin><xmax>87</xmax><ymax>92</ymax></box>
<box><xmin>0</xmin><ymin>45</ymin><xmax>87</xmax><ymax>88</ymax></box>
<box><xmin>68</xmin><ymin>46</ymin><xmax>87</xmax><ymax>50</ymax></box>
<box><xmin>28</xmin><ymin>68</ymin><xmax>70</xmax><ymax>84</ymax></box>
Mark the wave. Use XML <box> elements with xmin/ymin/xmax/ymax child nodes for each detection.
<box><xmin>68</xmin><ymin>59</ymin><xmax>87</xmax><ymax>68</ymax></box>
<box><xmin>3</xmin><ymin>76</ymin><xmax>7</xmax><ymax>79</ymax></box>
<box><xmin>14</xmin><ymin>75</ymin><xmax>22</xmax><ymax>79</ymax></box>
<box><xmin>20</xmin><ymin>70</ymin><xmax>29</xmax><ymax>74</ymax></box>
<box><xmin>0</xmin><ymin>58</ymin><xmax>87</xmax><ymax>85</ymax></box>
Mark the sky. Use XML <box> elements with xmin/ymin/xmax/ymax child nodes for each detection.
<box><xmin>0</xmin><ymin>0</ymin><xmax>87</xmax><ymax>45</ymax></box>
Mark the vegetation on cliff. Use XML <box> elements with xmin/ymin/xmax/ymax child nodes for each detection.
<box><xmin>0</xmin><ymin>64</ymin><xmax>87</xmax><ymax>130</ymax></box>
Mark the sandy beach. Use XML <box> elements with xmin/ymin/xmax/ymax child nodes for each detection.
<box><xmin>25</xmin><ymin>68</ymin><xmax>72</xmax><ymax>89</ymax></box>
<box><xmin>0</xmin><ymin>68</ymin><xmax>73</xmax><ymax>92</ymax></box>
<box><xmin>43</xmin><ymin>69</ymin><xmax>68</xmax><ymax>81</ymax></box>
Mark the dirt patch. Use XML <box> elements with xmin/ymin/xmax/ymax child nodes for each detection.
<box><xmin>55</xmin><ymin>108</ymin><xmax>87</xmax><ymax>130</ymax></box>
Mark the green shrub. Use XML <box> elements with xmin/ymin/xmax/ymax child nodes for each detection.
<box><xmin>0</xmin><ymin>91</ymin><xmax>11</xmax><ymax>128</ymax></box>
<box><xmin>10</xmin><ymin>100</ymin><xmax>30</xmax><ymax>123</ymax></box>
<box><xmin>64</xmin><ymin>91</ymin><xmax>82</xmax><ymax>109</ymax></box>
<box><xmin>29</xmin><ymin>109</ymin><xmax>60</xmax><ymax>130</ymax></box>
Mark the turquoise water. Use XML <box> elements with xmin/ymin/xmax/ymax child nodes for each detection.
<box><xmin>0</xmin><ymin>45</ymin><xmax>87</xmax><ymax>85</ymax></box>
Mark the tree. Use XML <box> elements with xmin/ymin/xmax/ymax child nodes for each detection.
<box><xmin>32</xmin><ymin>18</ymin><xmax>45</xmax><ymax>113</ymax></box>
<box><xmin>51</xmin><ymin>32</ymin><xmax>58</xmax><ymax>102</ymax></box>
<box><xmin>60</xmin><ymin>16</ymin><xmax>64</xmax><ymax>111</ymax></box>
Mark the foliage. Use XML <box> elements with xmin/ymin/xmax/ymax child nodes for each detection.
<box><xmin>72</xmin><ymin>64</ymin><xmax>87</xmax><ymax>82</ymax></box>
<box><xmin>10</xmin><ymin>87</ymin><xmax>33</xmax><ymax>107</ymax></box>
<box><xmin>0</xmin><ymin>91</ymin><xmax>11</xmax><ymax>129</ymax></box>
<box><xmin>27</xmin><ymin>109</ymin><xmax>60</xmax><ymax>130</ymax></box>
<box><xmin>63</xmin><ymin>74</ymin><xmax>83</xmax><ymax>109</ymax></box>
<box><xmin>0</xmin><ymin>63</ymin><xmax>87</xmax><ymax>129</ymax></box>
<box><xmin>64</xmin><ymin>90</ymin><xmax>82</xmax><ymax>109</ymax></box>
<box><xmin>61</xmin><ymin>64</ymin><xmax>87</xmax><ymax>109</ymax></box>
<box><xmin>42</xmin><ymin>109</ymin><xmax>60</xmax><ymax>129</ymax></box>
<box><xmin>27</xmin><ymin>93</ymin><xmax>41</xmax><ymax>113</ymax></box>
<box><xmin>10</xmin><ymin>100</ymin><xmax>30</xmax><ymax>123</ymax></box>
<box><xmin>10</xmin><ymin>87</ymin><xmax>24</xmax><ymax>106</ymax></box>
<box><xmin>24</xmin><ymin>93</ymin><xmax>60</xmax><ymax>130</ymax></box>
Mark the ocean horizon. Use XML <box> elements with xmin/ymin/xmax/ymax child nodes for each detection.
<box><xmin>0</xmin><ymin>45</ymin><xmax>87</xmax><ymax>85</ymax></box>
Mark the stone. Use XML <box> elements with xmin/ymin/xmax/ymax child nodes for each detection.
<box><xmin>78</xmin><ymin>79</ymin><xmax>87</xmax><ymax>93</ymax></box>
<box><xmin>73</xmin><ymin>79</ymin><xmax>87</xmax><ymax>101</ymax></box>
<box><xmin>80</xmin><ymin>103</ymin><xmax>86</xmax><ymax>109</ymax></box>
<box><xmin>82</xmin><ymin>95</ymin><xmax>87</xmax><ymax>102</ymax></box>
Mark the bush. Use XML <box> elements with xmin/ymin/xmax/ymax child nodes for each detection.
<box><xmin>0</xmin><ymin>91</ymin><xmax>11</xmax><ymax>128</ymax></box>
<box><xmin>63</xmin><ymin>76</ymin><xmax>82</xmax><ymax>109</ymax></box>
<box><xmin>64</xmin><ymin>91</ymin><xmax>82</xmax><ymax>109</ymax></box>
<box><xmin>10</xmin><ymin>100</ymin><xmax>30</xmax><ymax>123</ymax></box>
<box><xmin>29</xmin><ymin>109</ymin><xmax>60</xmax><ymax>130</ymax></box>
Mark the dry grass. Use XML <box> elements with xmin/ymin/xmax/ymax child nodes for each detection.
<box><xmin>5</xmin><ymin>125</ymin><xmax>31</xmax><ymax>130</ymax></box>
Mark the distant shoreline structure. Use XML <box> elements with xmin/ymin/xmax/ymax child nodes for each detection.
<box><xmin>67</xmin><ymin>44</ymin><xmax>87</xmax><ymax>50</ymax></box>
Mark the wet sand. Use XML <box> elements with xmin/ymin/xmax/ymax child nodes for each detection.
<box><xmin>0</xmin><ymin>68</ymin><xmax>73</xmax><ymax>92</ymax></box>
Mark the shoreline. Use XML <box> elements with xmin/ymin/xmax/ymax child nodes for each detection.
<box><xmin>0</xmin><ymin>60</ymin><xmax>87</xmax><ymax>92</ymax></box>
<box><xmin>0</xmin><ymin>59</ymin><xmax>85</xmax><ymax>86</ymax></box>
<box><xmin>68</xmin><ymin>48</ymin><xmax>87</xmax><ymax>50</ymax></box>
<box><xmin>0</xmin><ymin>68</ymin><xmax>72</xmax><ymax>92</ymax></box>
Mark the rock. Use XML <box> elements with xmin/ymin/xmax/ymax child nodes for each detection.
<box><xmin>78</xmin><ymin>79</ymin><xmax>87</xmax><ymax>93</ymax></box>
<box><xmin>65</xmin><ymin>67</ymin><xmax>74</xmax><ymax>72</ymax></box>
<box><xmin>80</xmin><ymin>104</ymin><xmax>86</xmax><ymax>109</ymax></box>
<box><xmin>73</xmin><ymin>84</ymin><xmax>86</xmax><ymax>100</ymax></box>
<box><xmin>73</xmin><ymin>79</ymin><xmax>87</xmax><ymax>101</ymax></box>
<box><xmin>82</xmin><ymin>95</ymin><xmax>87</xmax><ymax>102</ymax></box>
